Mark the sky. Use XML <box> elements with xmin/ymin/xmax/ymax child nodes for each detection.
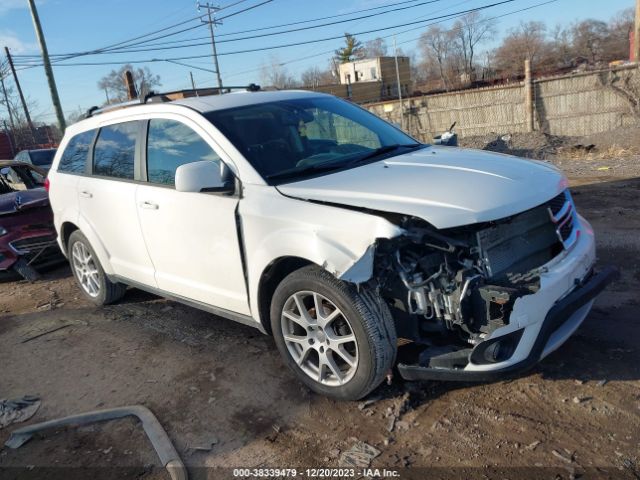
<box><xmin>0</xmin><ymin>0</ymin><xmax>635</xmax><ymax>125</ymax></box>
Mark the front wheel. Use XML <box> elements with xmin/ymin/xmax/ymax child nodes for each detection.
<box><xmin>270</xmin><ymin>265</ymin><xmax>396</xmax><ymax>401</ymax></box>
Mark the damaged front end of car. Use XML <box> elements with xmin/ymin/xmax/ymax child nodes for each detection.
<box><xmin>353</xmin><ymin>189</ymin><xmax>617</xmax><ymax>381</ymax></box>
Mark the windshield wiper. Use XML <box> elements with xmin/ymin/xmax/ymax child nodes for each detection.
<box><xmin>265</xmin><ymin>162</ymin><xmax>345</xmax><ymax>182</ymax></box>
<box><xmin>345</xmin><ymin>143</ymin><xmax>422</xmax><ymax>166</ymax></box>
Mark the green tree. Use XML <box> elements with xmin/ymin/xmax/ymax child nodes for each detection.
<box><xmin>334</xmin><ymin>33</ymin><xmax>365</xmax><ymax>64</ymax></box>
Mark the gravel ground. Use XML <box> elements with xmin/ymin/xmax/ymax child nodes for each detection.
<box><xmin>0</xmin><ymin>148</ymin><xmax>639</xmax><ymax>479</ymax></box>
<box><xmin>460</xmin><ymin>126</ymin><xmax>640</xmax><ymax>180</ymax></box>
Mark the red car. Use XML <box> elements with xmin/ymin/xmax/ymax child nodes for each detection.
<box><xmin>0</xmin><ymin>160</ymin><xmax>63</xmax><ymax>280</ymax></box>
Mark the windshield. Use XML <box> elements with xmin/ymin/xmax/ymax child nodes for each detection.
<box><xmin>205</xmin><ymin>96</ymin><xmax>420</xmax><ymax>183</ymax></box>
<box><xmin>29</xmin><ymin>149</ymin><xmax>56</xmax><ymax>167</ymax></box>
<box><xmin>0</xmin><ymin>165</ymin><xmax>45</xmax><ymax>194</ymax></box>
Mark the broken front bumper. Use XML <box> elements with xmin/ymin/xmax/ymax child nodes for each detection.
<box><xmin>399</xmin><ymin>266</ymin><xmax>618</xmax><ymax>381</ymax></box>
<box><xmin>398</xmin><ymin>216</ymin><xmax>619</xmax><ymax>382</ymax></box>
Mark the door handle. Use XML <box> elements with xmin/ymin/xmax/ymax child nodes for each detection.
<box><xmin>139</xmin><ymin>201</ymin><xmax>159</xmax><ymax>210</ymax></box>
<box><xmin>79</xmin><ymin>190</ymin><xmax>93</xmax><ymax>198</ymax></box>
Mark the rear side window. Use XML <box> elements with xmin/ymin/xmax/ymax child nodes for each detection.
<box><xmin>146</xmin><ymin>119</ymin><xmax>221</xmax><ymax>186</ymax></box>
<box><xmin>93</xmin><ymin>122</ymin><xmax>138</xmax><ymax>180</ymax></box>
<box><xmin>58</xmin><ymin>130</ymin><xmax>95</xmax><ymax>173</ymax></box>
<box><xmin>30</xmin><ymin>149</ymin><xmax>56</xmax><ymax>167</ymax></box>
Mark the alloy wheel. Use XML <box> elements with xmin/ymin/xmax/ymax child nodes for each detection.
<box><xmin>281</xmin><ymin>291</ymin><xmax>359</xmax><ymax>386</ymax></box>
<box><xmin>71</xmin><ymin>241</ymin><xmax>101</xmax><ymax>298</ymax></box>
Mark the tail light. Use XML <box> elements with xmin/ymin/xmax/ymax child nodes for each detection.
<box><xmin>44</xmin><ymin>177</ymin><xmax>50</xmax><ymax>192</ymax></box>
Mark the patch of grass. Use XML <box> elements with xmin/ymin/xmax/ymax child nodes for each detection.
<box><xmin>557</xmin><ymin>145</ymin><xmax>638</xmax><ymax>160</ymax></box>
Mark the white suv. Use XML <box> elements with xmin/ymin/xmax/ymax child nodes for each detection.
<box><xmin>48</xmin><ymin>90</ymin><xmax>616</xmax><ymax>400</ymax></box>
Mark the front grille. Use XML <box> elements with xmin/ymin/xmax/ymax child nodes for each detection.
<box><xmin>10</xmin><ymin>235</ymin><xmax>58</xmax><ymax>254</ymax></box>
<box><xmin>477</xmin><ymin>190</ymin><xmax>578</xmax><ymax>279</ymax></box>
<box><xmin>547</xmin><ymin>190</ymin><xmax>578</xmax><ymax>248</ymax></box>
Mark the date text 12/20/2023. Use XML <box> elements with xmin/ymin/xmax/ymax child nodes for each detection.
<box><xmin>232</xmin><ymin>468</ymin><xmax>401</xmax><ymax>477</ymax></box>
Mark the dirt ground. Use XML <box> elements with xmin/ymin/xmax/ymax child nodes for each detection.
<box><xmin>1</xmin><ymin>133</ymin><xmax>639</xmax><ymax>480</ymax></box>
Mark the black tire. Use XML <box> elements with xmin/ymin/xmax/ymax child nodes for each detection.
<box><xmin>270</xmin><ymin>265</ymin><xmax>396</xmax><ymax>401</ymax></box>
<box><xmin>67</xmin><ymin>230</ymin><xmax>127</xmax><ymax>305</ymax></box>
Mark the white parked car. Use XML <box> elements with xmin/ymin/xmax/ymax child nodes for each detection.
<box><xmin>47</xmin><ymin>90</ymin><xmax>616</xmax><ymax>400</ymax></box>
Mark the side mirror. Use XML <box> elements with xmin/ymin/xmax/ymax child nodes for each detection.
<box><xmin>175</xmin><ymin>161</ymin><xmax>234</xmax><ymax>193</ymax></box>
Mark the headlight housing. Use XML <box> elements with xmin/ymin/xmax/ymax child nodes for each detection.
<box><xmin>0</xmin><ymin>226</ymin><xmax>7</xmax><ymax>236</ymax></box>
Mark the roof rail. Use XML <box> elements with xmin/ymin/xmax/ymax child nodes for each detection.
<box><xmin>84</xmin><ymin>99</ymin><xmax>144</xmax><ymax>118</ymax></box>
<box><xmin>85</xmin><ymin>84</ymin><xmax>261</xmax><ymax>118</ymax></box>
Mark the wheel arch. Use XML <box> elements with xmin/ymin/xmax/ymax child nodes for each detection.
<box><xmin>60</xmin><ymin>221</ymin><xmax>79</xmax><ymax>254</ymax></box>
<box><xmin>257</xmin><ymin>256</ymin><xmax>315</xmax><ymax>334</ymax></box>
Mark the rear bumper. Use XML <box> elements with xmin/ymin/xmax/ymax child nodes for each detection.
<box><xmin>398</xmin><ymin>266</ymin><xmax>618</xmax><ymax>381</ymax></box>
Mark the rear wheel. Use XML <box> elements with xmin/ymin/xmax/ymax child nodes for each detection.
<box><xmin>68</xmin><ymin>230</ymin><xmax>127</xmax><ymax>305</ymax></box>
<box><xmin>271</xmin><ymin>265</ymin><xmax>396</xmax><ymax>400</ymax></box>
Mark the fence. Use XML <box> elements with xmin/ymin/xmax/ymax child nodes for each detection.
<box><xmin>364</xmin><ymin>64</ymin><xmax>640</xmax><ymax>142</ymax></box>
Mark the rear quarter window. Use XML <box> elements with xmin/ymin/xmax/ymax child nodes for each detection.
<box><xmin>93</xmin><ymin>122</ymin><xmax>138</xmax><ymax>180</ymax></box>
<box><xmin>58</xmin><ymin>130</ymin><xmax>96</xmax><ymax>173</ymax></box>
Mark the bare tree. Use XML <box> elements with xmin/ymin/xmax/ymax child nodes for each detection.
<box><xmin>549</xmin><ymin>24</ymin><xmax>574</xmax><ymax>68</ymax></box>
<box><xmin>452</xmin><ymin>11</ymin><xmax>497</xmax><ymax>80</ymax></box>
<box><xmin>260</xmin><ymin>56</ymin><xmax>299</xmax><ymax>89</ymax></box>
<box><xmin>605</xmin><ymin>7</ymin><xmax>635</xmax><ymax>61</ymax></box>
<box><xmin>97</xmin><ymin>64</ymin><xmax>161</xmax><ymax>103</ymax></box>
<box><xmin>300</xmin><ymin>66</ymin><xmax>333</xmax><ymax>88</ymax></box>
<box><xmin>494</xmin><ymin>21</ymin><xmax>550</xmax><ymax>77</ymax></box>
<box><xmin>419</xmin><ymin>25</ymin><xmax>455</xmax><ymax>90</ymax></box>
<box><xmin>571</xmin><ymin>19</ymin><xmax>609</xmax><ymax>64</ymax></box>
<box><xmin>363</xmin><ymin>37</ymin><xmax>388</xmax><ymax>58</ymax></box>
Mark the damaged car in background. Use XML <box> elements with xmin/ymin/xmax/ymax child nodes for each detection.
<box><xmin>47</xmin><ymin>90</ymin><xmax>617</xmax><ymax>400</ymax></box>
<box><xmin>0</xmin><ymin>161</ymin><xmax>63</xmax><ymax>281</ymax></box>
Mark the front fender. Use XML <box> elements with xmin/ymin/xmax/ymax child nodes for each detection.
<box><xmin>240</xmin><ymin>185</ymin><xmax>403</xmax><ymax>322</ymax></box>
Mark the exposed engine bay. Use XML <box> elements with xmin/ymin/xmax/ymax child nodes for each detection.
<box><xmin>372</xmin><ymin>190</ymin><xmax>577</xmax><ymax>360</ymax></box>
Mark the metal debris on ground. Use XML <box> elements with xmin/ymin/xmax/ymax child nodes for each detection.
<box><xmin>4</xmin><ymin>405</ymin><xmax>187</xmax><ymax>480</ymax></box>
<box><xmin>339</xmin><ymin>441</ymin><xmax>381</xmax><ymax>468</ymax></box>
<box><xmin>525</xmin><ymin>440</ymin><xmax>541</xmax><ymax>451</ymax></box>
<box><xmin>357</xmin><ymin>396</ymin><xmax>381</xmax><ymax>411</ymax></box>
<box><xmin>552</xmin><ymin>449</ymin><xmax>575</xmax><ymax>464</ymax></box>
<box><xmin>189</xmin><ymin>437</ymin><xmax>219</xmax><ymax>452</ymax></box>
<box><xmin>0</xmin><ymin>395</ymin><xmax>41</xmax><ymax>429</ymax></box>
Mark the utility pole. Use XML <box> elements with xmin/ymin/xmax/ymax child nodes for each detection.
<box><xmin>27</xmin><ymin>0</ymin><xmax>66</xmax><ymax>133</ymax></box>
<box><xmin>634</xmin><ymin>0</ymin><xmax>640</xmax><ymax>62</ymax></box>
<box><xmin>123</xmin><ymin>70</ymin><xmax>138</xmax><ymax>100</ymax></box>
<box><xmin>4</xmin><ymin>47</ymin><xmax>35</xmax><ymax>135</ymax></box>
<box><xmin>190</xmin><ymin>71</ymin><xmax>196</xmax><ymax>90</ymax></box>
<box><xmin>524</xmin><ymin>59</ymin><xmax>534</xmax><ymax>132</ymax></box>
<box><xmin>393</xmin><ymin>36</ymin><xmax>404</xmax><ymax>131</ymax></box>
<box><xmin>3</xmin><ymin>120</ymin><xmax>15</xmax><ymax>156</ymax></box>
<box><xmin>0</xmin><ymin>74</ymin><xmax>16</xmax><ymax>131</ymax></box>
<box><xmin>198</xmin><ymin>3</ymin><xmax>223</xmax><ymax>91</ymax></box>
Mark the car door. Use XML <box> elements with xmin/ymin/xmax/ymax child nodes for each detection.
<box><xmin>135</xmin><ymin>117</ymin><xmax>249</xmax><ymax>315</ymax></box>
<box><xmin>77</xmin><ymin>120</ymin><xmax>156</xmax><ymax>287</ymax></box>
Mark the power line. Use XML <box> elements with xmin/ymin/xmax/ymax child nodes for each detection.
<box><xmin>218</xmin><ymin>0</ymin><xmax>252</xmax><ymax>12</ymax></box>
<box><xmin>28</xmin><ymin>0</ymin><xmax>424</xmax><ymax>55</ymax></box>
<box><xmin>12</xmin><ymin>0</ymin><xmax>277</xmax><ymax>68</ymax></box>
<box><xmin>15</xmin><ymin>0</ymin><xmax>517</xmax><ymax>68</ymax></box>
<box><xmin>217</xmin><ymin>0</ymin><xmax>275</xmax><ymax>20</ymax></box>
<box><xmin>223</xmin><ymin>0</ymin><xmax>555</xmax><ymax>79</ymax></box>
<box><xmin>165</xmin><ymin>59</ymin><xmax>217</xmax><ymax>73</ymax></box>
<box><xmin>215</xmin><ymin>0</ymin><xmax>424</xmax><ymax>38</ymax></box>
<box><xmin>13</xmin><ymin>0</ymin><xmax>557</xmax><ymax>82</ymax></box>
<box><xmin>16</xmin><ymin>0</ymin><xmax>447</xmax><ymax>59</ymax></box>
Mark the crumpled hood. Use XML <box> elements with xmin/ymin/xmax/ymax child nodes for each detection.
<box><xmin>0</xmin><ymin>188</ymin><xmax>49</xmax><ymax>216</ymax></box>
<box><xmin>277</xmin><ymin>146</ymin><xmax>566</xmax><ymax>229</ymax></box>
